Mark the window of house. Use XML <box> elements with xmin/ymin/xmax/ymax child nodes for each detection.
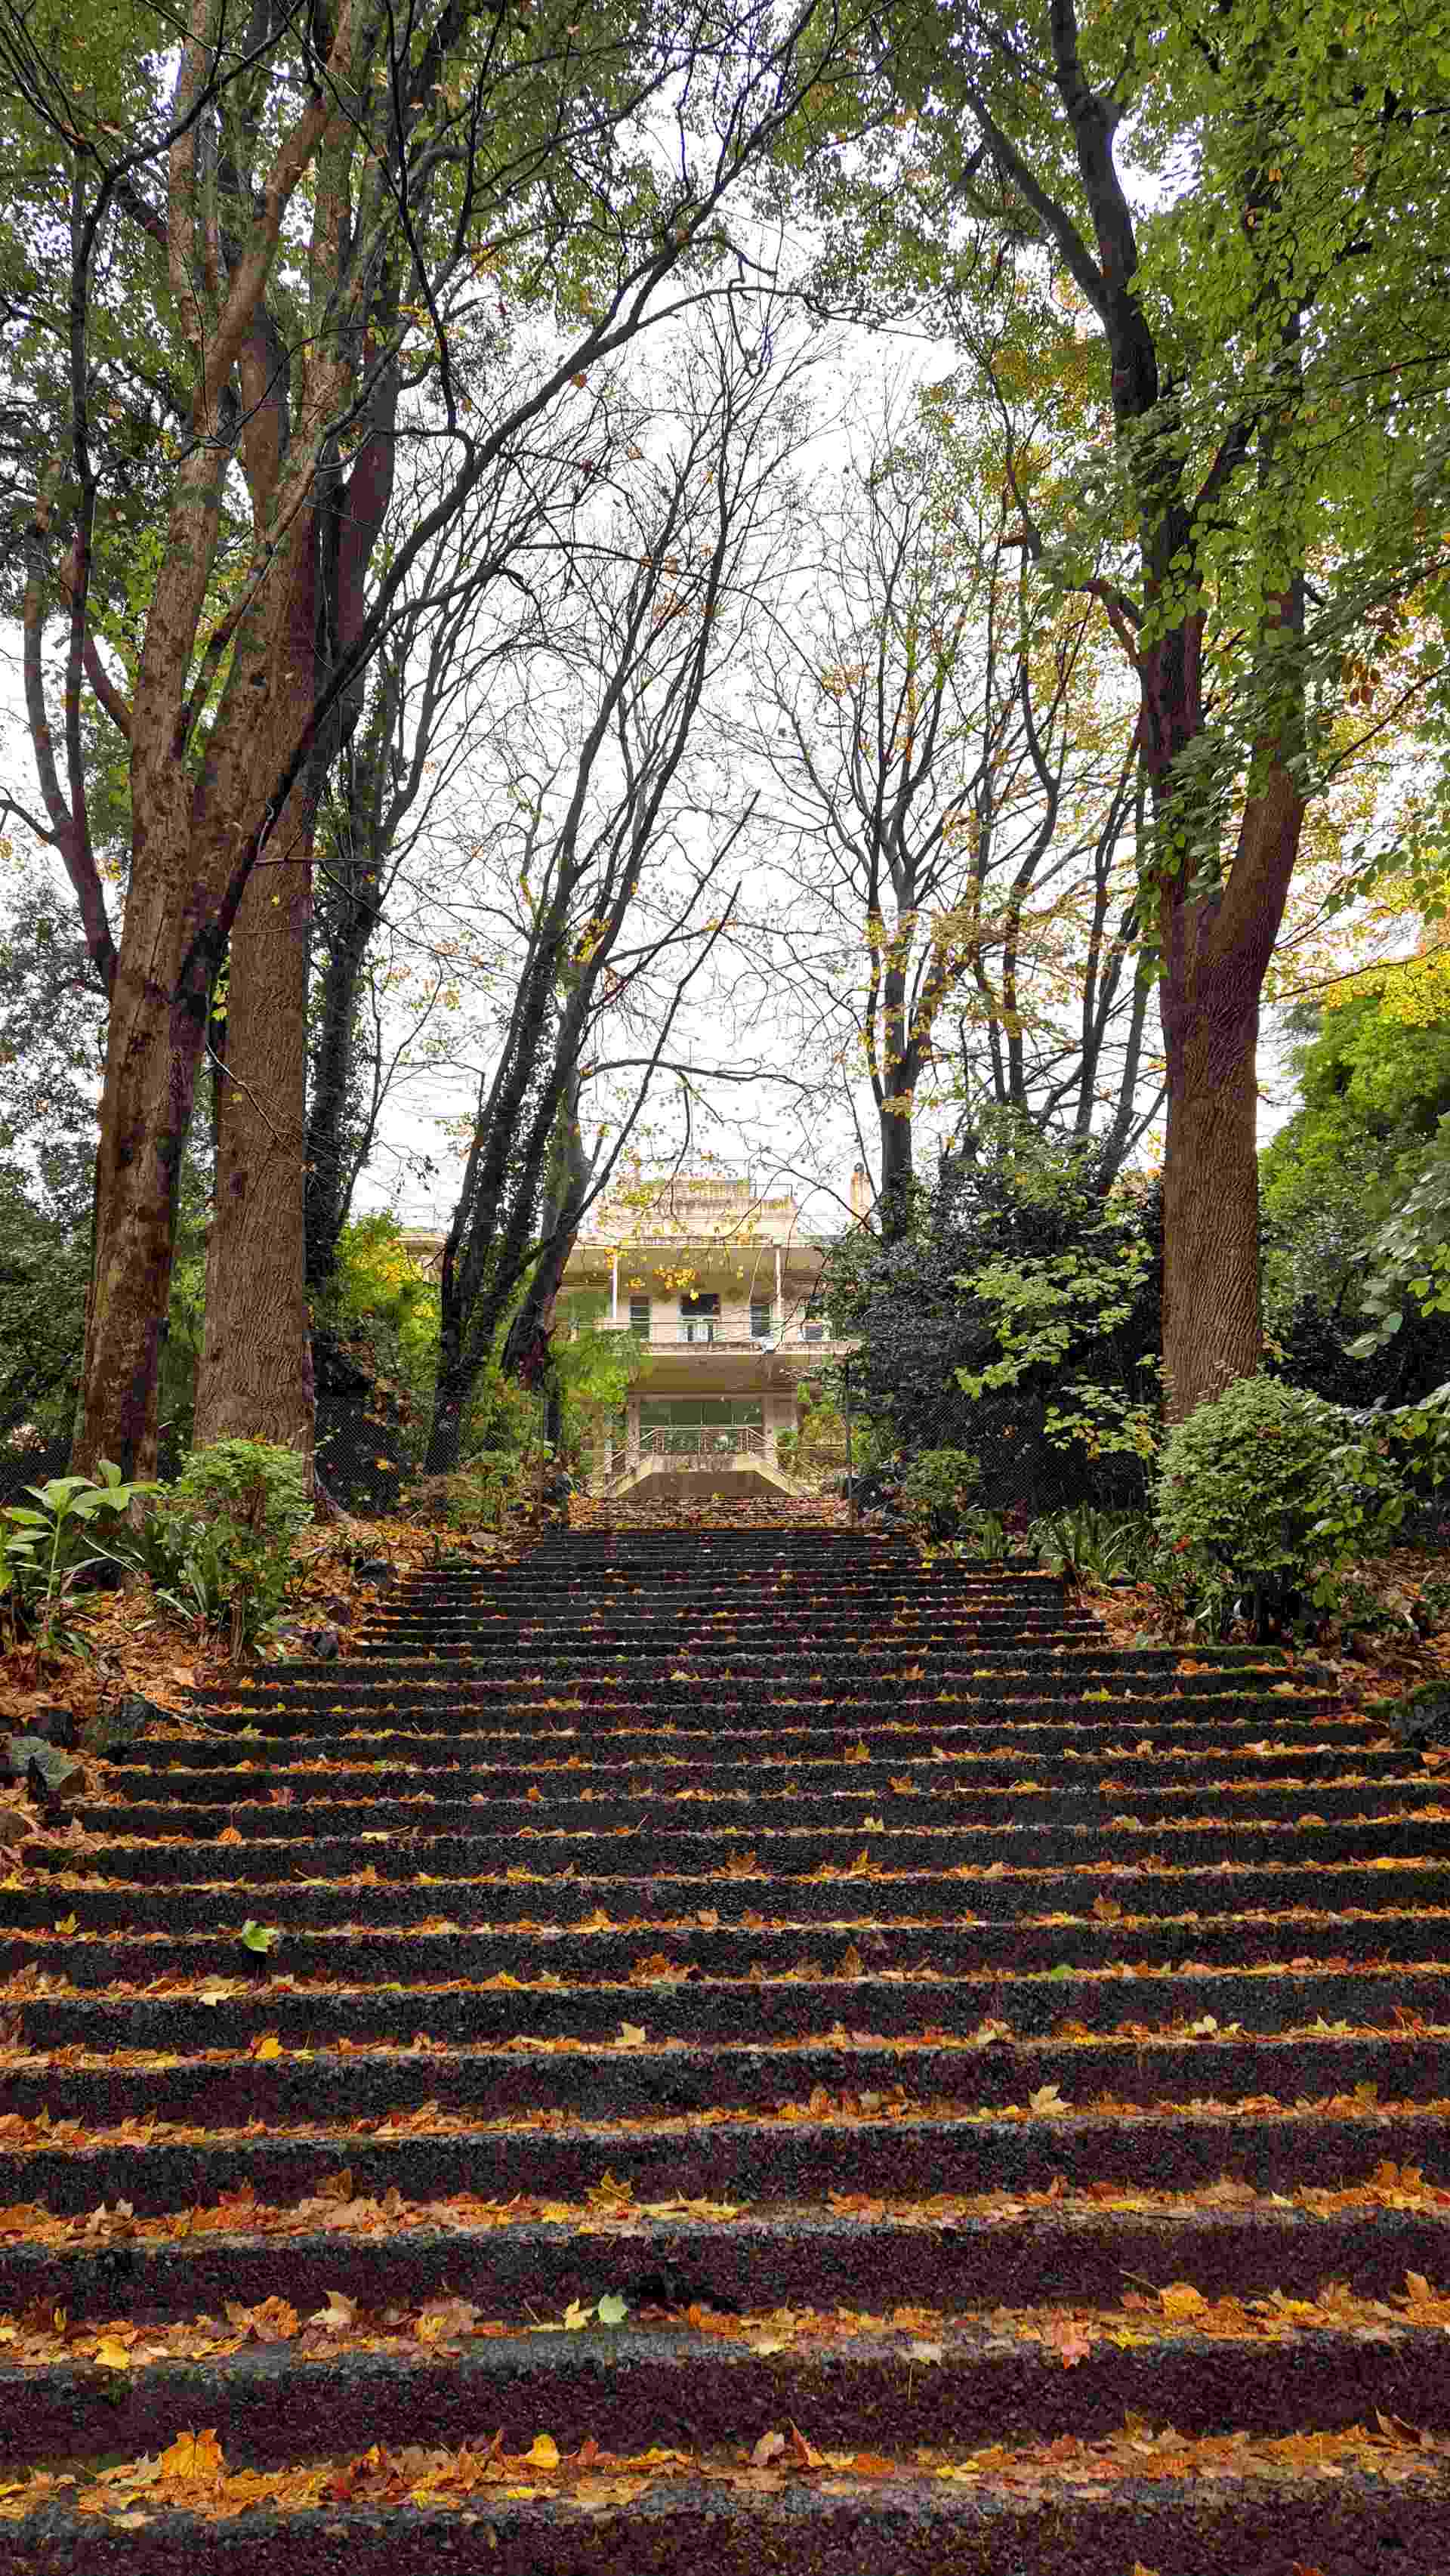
<box><xmin>749</xmin><ymin>1298</ymin><xmax>773</xmax><ymax>1339</ymax></box>
<box><xmin>680</xmin><ymin>1290</ymin><xmax>720</xmax><ymax>1343</ymax></box>
<box><xmin>628</xmin><ymin>1296</ymin><xmax>651</xmax><ymax>1339</ymax></box>
<box><xmin>802</xmin><ymin>1293</ymin><xmax>828</xmax><ymax>1343</ymax></box>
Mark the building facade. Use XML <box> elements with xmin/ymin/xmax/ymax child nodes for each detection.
<box><xmin>561</xmin><ymin>1172</ymin><xmax>865</xmax><ymax>1497</ymax></box>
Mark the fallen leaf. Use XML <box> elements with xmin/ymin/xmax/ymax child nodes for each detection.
<box><xmin>1159</xmin><ymin>2282</ymin><xmax>1207</xmax><ymax>2323</ymax></box>
<box><xmin>158</xmin><ymin>2429</ymin><xmax>225</xmax><ymax>2485</ymax></box>
<box><xmin>309</xmin><ymin>2290</ymin><xmax>357</xmax><ymax>2333</ymax></box>
<box><xmin>524</xmin><ymin>2434</ymin><xmax>560</xmax><ymax>2468</ymax></box>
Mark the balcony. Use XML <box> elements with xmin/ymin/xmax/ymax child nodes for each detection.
<box><xmin>594</xmin><ymin>1318</ymin><xmax>853</xmax><ymax>1355</ymax></box>
<box><xmin>640</xmin><ymin>1424</ymin><xmax>766</xmax><ymax>1459</ymax></box>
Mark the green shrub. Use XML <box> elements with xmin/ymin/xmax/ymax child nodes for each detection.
<box><xmin>137</xmin><ymin>1439</ymin><xmax>310</xmax><ymax>1654</ymax></box>
<box><xmin>412</xmin><ymin>1454</ymin><xmax>532</xmax><ymax>1530</ymax></box>
<box><xmin>1155</xmin><ymin>1376</ymin><xmax>1361</xmax><ymax>1611</ymax></box>
<box><xmin>899</xmin><ymin>1447</ymin><xmax>983</xmax><ymax>1536</ymax></box>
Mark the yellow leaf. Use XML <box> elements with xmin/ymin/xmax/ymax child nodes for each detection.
<box><xmin>53</xmin><ymin>1913</ymin><xmax>78</xmax><ymax>1935</ymax></box>
<box><xmin>524</xmin><ymin>2434</ymin><xmax>560</xmax><ymax>2467</ymax></box>
<box><xmin>255</xmin><ymin>2035</ymin><xmax>282</xmax><ymax>2062</ymax></box>
<box><xmin>617</xmin><ymin>2022</ymin><xmax>646</xmax><ymax>2046</ymax></box>
<box><xmin>1028</xmin><ymin>2083</ymin><xmax>1067</xmax><ymax>2114</ymax></box>
<box><xmin>92</xmin><ymin>2334</ymin><xmax>132</xmax><ymax>2371</ymax></box>
<box><xmin>1159</xmin><ymin>2282</ymin><xmax>1207</xmax><ymax>2321</ymax></box>
<box><xmin>158</xmin><ymin>2428</ymin><xmax>225</xmax><ymax>2483</ymax></box>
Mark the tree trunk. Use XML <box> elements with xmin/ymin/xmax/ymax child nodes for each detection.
<box><xmin>1158</xmin><ymin>949</ymin><xmax>1263</xmax><ymax>1421</ymax></box>
<box><xmin>192</xmin><ymin>777</ymin><xmax>316</xmax><ymax>1466</ymax></box>
<box><xmin>1158</xmin><ymin>768</ymin><xmax>1304</xmax><ymax>1421</ymax></box>
<box><xmin>425</xmin><ymin>1339</ymin><xmax>472</xmax><ymax>1475</ymax></box>
<box><xmin>304</xmin><ymin>877</ymin><xmax>376</xmax><ymax>1294</ymax></box>
<box><xmin>72</xmin><ymin>801</ymin><xmax>218</xmax><ymax>1481</ymax></box>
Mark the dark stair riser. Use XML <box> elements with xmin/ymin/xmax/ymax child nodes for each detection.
<box><xmin>4</xmin><ymin>2317</ymin><xmax>1448</xmax><ymax>2471</ymax></box>
<box><xmin>184</xmin><ymin>1694</ymin><xmax>1352</xmax><ymax>1738</ymax></box>
<box><xmin>10</xmin><ymin>2028</ymin><xmax>1449</xmax><ymax>2133</ymax></box>
<box><xmin>82</xmin><ymin>1774</ymin><xmax>1433</xmax><ymax>1834</ymax></box>
<box><xmin>11</xmin><ymin>2476</ymin><xmax>1450</xmax><ymax>2576</ymax></box>
<box><xmin>6</xmin><ymin>2107</ymin><xmax>1450</xmax><ymax>2219</ymax></box>
<box><xmin>66</xmin><ymin>1798</ymin><xmax>1450</xmax><ymax>1882</ymax></box>
<box><xmin>17</xmin><ymin>1959</ymin><xmax>1450</xmax><ymax>2053</ymax></box>
<box><xmin>5</xmin><ymin>2203</ymin><xmax>1446</xmax><ymax>2337</ymax></box>
<box><xmin>106</xmin><ymin>1736</ymin><xmax>1418</xmax><ymax>1784</ymax></box>
<box><xmin>12</xmin><ymin>1891</ymin><xmax>1450</xmax><ymax>1985</ymax></box>
<box><xmin>25</xmin><ymin>1818</ymin><xmax>1450</xmax><ymax>1892</ymax></box>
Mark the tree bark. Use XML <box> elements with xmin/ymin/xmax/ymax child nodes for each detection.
<box><xmin>72</xmin><ymin>863</ymin><xmax>213</xmax><ymax>1480</ymax></box>
<box><xmin>193</xmin><ymin>357</ymin><xmax>398</xmax><ymax>1459</ymax></box>
<box><xmin>1158</xmin><ymin>766</ymin><xmax>1303</xmax><ymax>1419</ymax></box>
<box><xmin>1158</xmin><ymin>943</ymin><xmax>1263</xmax><ymax>1420</ymax></box>
<box><xmin>304</xmin><ymin>862</ymin><xmax>379</xmax><ymax>1294</ymax></box>
<box><xmin>192</xmin><ymin>777</ymin><xmax>317</xmax><ymax>1464</ymax></box>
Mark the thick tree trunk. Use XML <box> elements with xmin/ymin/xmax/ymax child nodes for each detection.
<box><xmin>1158</xmin><ymin>769</ymin><xmax>1304</xmax><ymax>1422</ymax></box>
<box><xmin>192</xmin><ymin>779</ymin><xmax>316</xmax><ymax>1467</ymax></box>
<box><xmin>72</xmin><ymin>866</ymin><xmax>212</xmax><ymax>1480</ymax></box>
<box><xmin>1158</xmin><ymin>954</ymin><xmax>1263</xmax><ymax>1421</ymax></box>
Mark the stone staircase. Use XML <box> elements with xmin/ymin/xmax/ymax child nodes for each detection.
<box><xmin>3</xmin><ymin>1524</ymin><xmax>1450</xmax><ymax>2569</ymax></box>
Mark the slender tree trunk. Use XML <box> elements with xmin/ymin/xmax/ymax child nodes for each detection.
<box><xmin>304</xmin><ymin>883</ymin><xmax>376</xmax><ymax>1294</ymax></box>
<box><xmin>875</xmin><ymin>966</ymin><xmax>915</xmax><ymax>1240</ymax></box>
<box><xmin>192</xmin><ymin>777</ymin><xmax>317</xmax><ymax>1466</ymax></box>
<box><xmin>426</xmin><ymin>1339</ymin><xmax>474</xmax><ymax>1475</ymax></box>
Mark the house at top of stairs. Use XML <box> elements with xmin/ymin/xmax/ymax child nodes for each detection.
<box><xmin>562</xmin><ymin>1169</ymin><xmax>867</xmax><ymax>1500</ymax></box>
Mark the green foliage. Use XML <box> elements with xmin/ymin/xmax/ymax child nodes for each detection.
<box><xmin>0</xmin><ymin>1462</ymin><xmax>155</xmax><ymax>1654</ymax></box>
<box><xmin>137</xmin><ymin>1440</ymin><xmax>311</xmax><ymax>1656</ymax></box>
<box><xmin>554</xmin><ymin>1307</ymin><xmax>645</xmax><ymax>1478</ymax></box>
<box><xmin>899</xmin><ymin>1448</ymin><xmax>983</xmax><ymax>1536</ymax></box>
<box><xmin>0</xmin><ymin>1170</ymin><xmax>91</xmax><ymax>1445</ymax></box>
<box><xmin>421</xmin><ymin>1455</ymin><xmax>533</xmax><ymax>1531</ymax></box>
<box><xmin>1310</xmin><ymin>1382</ymin><xmax>1450</xmax><ymax>1571</ymax></box>
<box><xmin>1158</xmin><ymin>1370</ymin><xmax>1370</xmax><ymax>1607</ymax></box>
<box><xmin>326</xmin><ymin>1215</ymin><xmax>440</xmax><ymax>1401</ymax></box>
<box><xmin>1260</xmin><ymin>996</ymin><xmax>1450</xmax><ymax>1405</ymax></box>
<box><xmin>828</xmin><ymin>1120</ymin><xmax>1162</xmax><ymax>1512</ymax></box>
<box><xmin>1348</xmin><ymin>1120</ymin><xmax>1450</xmax><ymax>1357</ymax></box>
<box><xmin>1028</xmin><ymin>1506</ymin><xmax>1158</xmax><ymax>1590</ymax></box>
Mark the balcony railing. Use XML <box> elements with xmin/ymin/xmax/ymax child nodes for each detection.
<box><xmin>638</xmin><ymin>1424</ymin><xmax>766</xmax><ymax>1458</ymax></box>
<box><xmin>594</xmin><ymin>1319</ymin><xmax>851</xmax><ymax>1351</ymax></box>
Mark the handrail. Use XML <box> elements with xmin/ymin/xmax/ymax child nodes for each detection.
<box><xmin>596</xmin><ymin>1320</ymin><xmax>852</xmax><ymax>1350</ymax></box>
<box><xmin>638</xmin><ymin>1424</ymin><xmax>767</xmax><ymax>1456</ymax></box>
